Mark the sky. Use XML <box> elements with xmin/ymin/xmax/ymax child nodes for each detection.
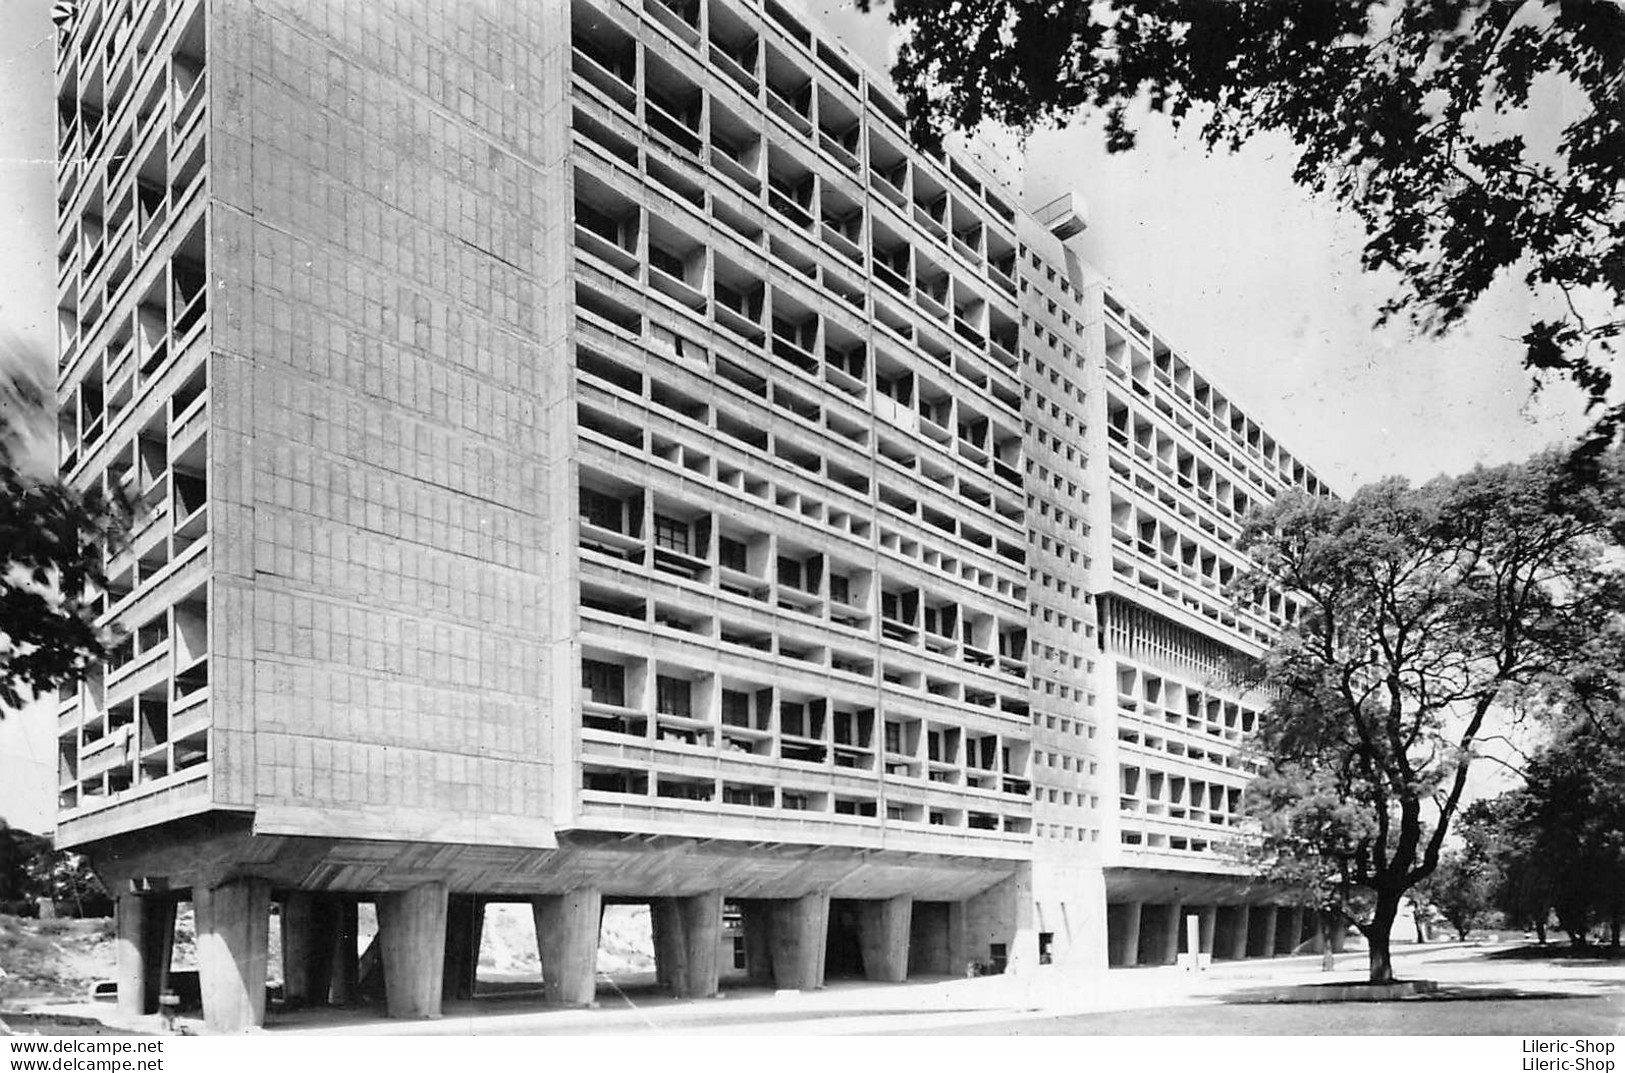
<box><xmin>0</xmin><ymin>0</ymin><xmax>1581</xmax><ymax>827</ymax></box>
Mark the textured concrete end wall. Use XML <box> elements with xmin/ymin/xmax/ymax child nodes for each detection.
<box><xmin>206</xmin><ymin>0</ymin><xmax>572</xmax><ymax>841</ymax></box>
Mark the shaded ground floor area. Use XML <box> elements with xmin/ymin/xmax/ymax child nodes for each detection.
<box><xmin>1100</xmin><ymin>866</ymin><xmax>1347</xmax><ymax>969</ymax></box>
<box><xmin>87</xmin><ymin>815</ymin><xmax>1040</xmax><ymax>1032</ymax></box>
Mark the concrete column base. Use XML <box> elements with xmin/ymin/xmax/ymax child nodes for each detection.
<box><xmin>377</xmin><ymin>882</ymin><xmax>449</xmax><ymax>1019</ymax></box>
<box><xmin>653</xmin><ymin>891</ymin><xmax>722</xmax><ymax>998</ymax></box>
<box><xmin>1107</xmin><ymin>901</ymin><xmax>1143</xmax><ymax>967</ymax></box>
<box><xmin>769</xmin><ymin>892</ymin><xmax>830</xmax><ymax>991</ymax></box>
<box><xmin>533</xmin><ymin>888</ymin><xmax>602</xmax><ymax>1006</ymax></box>
<box><xmin>857</xmin><ymin>895</ymin><xmax>912</xmax><ymax>982</ymax></box>
<box><xmin>115</xmin><ymin>895</ymin><xmax>176</xmax><ymax>1017</ymax></box>
<box><xmin>195</xmin><ymin>878</ymin><xmax>271</xmax><ymax>1033</ymax></box>
<box><xmin>1197</xmin><ymin>905</ymin><xmax>1218</xmax><ymax>956</ymax></box>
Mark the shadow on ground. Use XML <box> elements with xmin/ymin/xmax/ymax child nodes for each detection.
<box><xmin>1420</xmin><ymin>944</ymin><xmax>1625</xmax><ymax>969</ymax></box>
<box><xmin>1224</xmin><ymin>983</ymin><xmax>1599</xmax><ymax>1006</ymax></box>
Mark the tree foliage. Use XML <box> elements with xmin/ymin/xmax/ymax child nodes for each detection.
<box><xmin>1415</xmin><ymin>848</ymin><xmax>1494</xmax><ymax>941</ymax></box>
<box><xmin>864</xmin><ymin>0</ymin><xmax>1625</xmax><ymax>450</ymax></box>
<box><xmin>1520</xmin><ymin>722</ymin><xmax>1625</xmax><ymax>945</ymax></box>
<box><xmin>0</xmin><ymin>821</ymin><xmax>109</xmax><ymax>915</ymax></box>
<box><xmin>1233</xmin><ymin>447</ymin><xmax>1623</xmax><ymax>981</ymax></box>
<box><xmin>1458</xmin><ymin>793</ymin><xmax>1556</xmax><ymax>941</ymax></box>
<box><xmin>0</xmin><ymin>352</ymin><xmax>129</xmax><ymax>712</ymax></box>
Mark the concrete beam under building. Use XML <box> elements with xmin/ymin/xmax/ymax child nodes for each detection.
<box><xmin>377</xmin><ymin>881</ymin><xmax>449</xmax><ymax>1019</ymax></box>
<box><xmin>195</xmin><ymin>878</ymin><xmax>271</xmax><ymax>1033</ymax></box>
<box><xmin>533</xmin><ymin>887</ymin><xmax>602</xmax><ymax>1006</ymax></box>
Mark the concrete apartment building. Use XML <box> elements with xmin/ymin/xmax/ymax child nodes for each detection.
<box><xmin>48</xmin><ymin>0</ymin><xmax>1332</xmax><ymax>1031</ymax></box>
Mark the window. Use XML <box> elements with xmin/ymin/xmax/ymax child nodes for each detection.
<box><xmin>721</xmin><ymin>689</ymin><xmax>752</xmax><ymax>727</ymax></box>
<box><xmin>719</xmin><ymin>535</ymin><xmax>748</xmax><ymax>571</ymax></box>
<box><xmin>580</xmin><ymin>487</ymin><xmax>623</xmax><ymax>531</ymax></box>
<box><xmin>656</xmin><ymin>675</ymin><xmax>692</xmax><ymax>717</ymax></box>
<box><xmin>654</xmin><ymin>513</ymin><xmax>690</xmax><ymax>554</ymax></box>
<box><xmin>582</xmin><ymin>659</ymin><xmax>626</xmax><ymax>706</ymax></box>
<box><xmin>884</xmin><ymin>721</ymin><xmax>903</xmax><ymax>754</ymax></box>
<box><xmin>829</xmin><ymin>574</ymin><xmax>850</xmax><ymax>605</ymax></box>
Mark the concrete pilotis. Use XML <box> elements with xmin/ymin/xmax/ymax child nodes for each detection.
<box><xmin>1161</xmin><ymin>902</ymin><xmax>1184</xmax><ymax>964</ymax></box>
<box><xmin>1197</xmin><ymin>905</ymin><xmax>1217</xmax><ymax>955</ymax></box>
<box><xmin>115</xmin><ymin>894</ymin><xmax>175</xmax><ymax>1017</ymax></box>
<box><xmin>651</xmin><ymin>894</ymin><xmax>721</xmax><ymax>997</ymax></box>
<box><xmin>533</xmin><ymin>887</ymin><xmax>602</xmax><ymax>1006</ymax></box>
<box><xmin>281</xmin><ymin>893</ymin><xmax>338</xmax><ymax>1007</ymax></box>
<box><xmin>1109</xmin><ymin>901</ymin><xmax>1142</xmax><ymax>967</ymax></box>
<box><xmin>857</xmin><ymin>895</ymin><xmax>912</xmax><ymax>982</ymax></box>
<box><xmin>741</xmin><ymin>902</ymin><xmax>774</xmax><ymax>983</ymax></box>
<box><xmin>377</xmin><ymin>881</ymin><xmax>449</xmax><ymax>1019</ymax></box>
<box><xmin>1248</xmin><ymin>903</ymin><xmax>1279</xmax><ymax>958</ymax></box>
<box><xmin>441</xmin><ymin>895</ymin><xmax>484</xmax><ymax>1002</ymax></box>
<box><xmin>194</xmin><ymin>877</ymin><xmax>271</xmax><ymax>1033</ymax></box>
<box><xmin>1278</xmin><ymin>906</ymin><xmax>1305</xmax><ymax>955</ymax></box>
<box><xmin>1229</xmin><ymin>904</ymin><xmax>1251</xmax><ymax>961</ymax></box>
<box><xmin>651</xmin><ymin>900</ymin><xmax>679</xmax><ymax>992</ymax></box>
<box><xmin>327</xmin><ymin>899</ymin><xmax>359</xmax><ymax>1005</ymax></box>
<box><xmin>670</xmin><ymin>891</ymin><xmax>723</xmax><ymax>997</ymax></box>
<box><xmin>769</xmin><ymin>892</ymin><xmax>830</xmax><ymax>991</ymax></box>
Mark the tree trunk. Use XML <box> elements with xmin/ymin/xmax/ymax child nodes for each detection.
<box><xmin>1609</xmin><ymin>914</ymin><xmax>1620</xmax><ymax>950</ymax></box>
<box><xmin>1319</xmin><ymin>914</ymin><xmax>1335</xmax><ymax>972</ymax></box>
<box><xmin>1535</xmin><ymin>919</ymin><xmax>1547</xmax><ymax>945</ymax></box>
<box><xmin>1366</xmin><ymin>892</ymin><xmax>1400</xmax><ymax>984</ymax></box>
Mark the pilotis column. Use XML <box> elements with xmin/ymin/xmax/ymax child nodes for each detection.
<box><xmin>377</xmin><ymin>881</ymin><xmax>449</xmax><ymax>1019</ymax></box>
<box><xmin>533</xmin><ymin>887</ymin><xmax>602</xmax><ymax>1006</ymax></box>
<box><xmin>195</xmin><ymin>877</ymin><xmax>271</xmax><ymax>1033</ymax></box>
<box><xmin>857</xmin><ymin>895</ymin><xmax>912</xmax><ymax>982</ymax></box>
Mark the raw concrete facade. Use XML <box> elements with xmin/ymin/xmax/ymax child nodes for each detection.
<box><xmin>51</xmin><ymin>0</ymin><xmax>1329</xmax><ymax>1031</ymax></box>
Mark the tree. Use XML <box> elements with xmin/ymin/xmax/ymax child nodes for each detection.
<box><xmin>1416</xmin><ymin>849</ymin><xmax>1493</xmax><ymax>942</ymax></box>
<box><xmin>1233</xmin><ymin>447</ymin><xmax>1623</xmax><ymax>982</ymax></box>
<box><xmin>863</xmin><ymin>0</ymin><xmax>1625</xmax><ymax>453</ymax></box>
<box><xmin>1520</xmin><ymin>722</ymin><xmax>1625</xmax><ymax>947</ymax></box>
<box><xmin>0</xmin><ymin>347</ymin><xmax>129</xmax><ymax>713</ymax></box>
<box><xmin>1242</xmin><ymin>763</ymin><xmax>1374</xmax><ymax>971</ymax></box>
<box><xmin>0</xmin><ymin>821</ymin><xmax>110</xmax><ymax>916</ymax></box>
<box><xmin>1459</xmin><ymin>793</ymin><xmax>1556</xmax><ymax>943</ymax></box>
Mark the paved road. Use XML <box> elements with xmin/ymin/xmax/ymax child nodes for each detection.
<box><xmin>893</xmin><ymin>992</ymin><xmax>1625</xmax><ymax>1036</ymax></box>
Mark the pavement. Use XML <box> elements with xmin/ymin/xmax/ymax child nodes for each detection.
<box><xmin>9</xmin><ymin>941</ymin><xmax>1623</xmax><ymax>1036</ymax></box>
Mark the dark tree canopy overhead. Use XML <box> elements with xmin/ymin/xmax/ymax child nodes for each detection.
<box><xmin>0</xmin><ymin>351</ymin><xmax>128</xmax><ymax>712</ymax></box>
<box><xmin>864</xmin><ymin>0</ymin><xmax>1625</xmax><ymax>449</ymax></box>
